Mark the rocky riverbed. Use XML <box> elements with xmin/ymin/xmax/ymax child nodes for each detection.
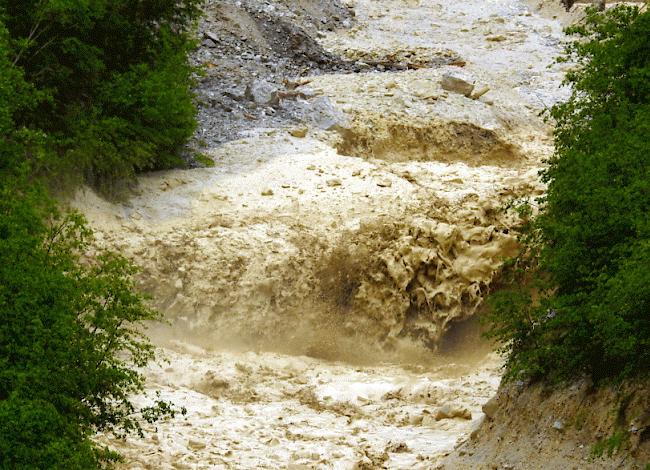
<box><xmin>71</xmin><ymin>0</ymin><xmax>645</xmax><ymax>468</ymax></box>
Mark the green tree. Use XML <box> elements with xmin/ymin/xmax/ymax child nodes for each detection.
<box><xmin>0</xmin><ymin>19</ymin><xmax>44</xmax><ymax>173</ymax></box>
<box><xmin>0</xmin><ymin>0</ymin><xmax>203</xmax><ymax>188</ymax></box>
<box><xmin>484</xmin><ymin>5</ymin><xmax>650</xmax><ymax>383</ymax></box>
<box><xmin>0</xmin><ymin>172</ymin><xmax>180</xmax><ymax>469</ymax></box>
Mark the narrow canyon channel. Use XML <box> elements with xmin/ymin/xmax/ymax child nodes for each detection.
<box><xmin>72</xmin><ymin>0</ymin><xmax>595</xmax><ymax>468</ymax></box>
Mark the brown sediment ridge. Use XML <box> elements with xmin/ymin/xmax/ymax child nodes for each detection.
<box><xmin>338</xmin><ymin>116</ymin><xmax>520</xmax><ymax>167</ymax></box>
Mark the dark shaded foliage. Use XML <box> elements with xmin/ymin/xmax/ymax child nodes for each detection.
<box><xmin>0</xmin><ymin>0</ymin><xmax>203</xmax><ymax>189</ymax></box>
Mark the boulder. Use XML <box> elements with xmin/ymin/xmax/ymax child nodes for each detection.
<box><xmin>308</xmin><ymin>96</ymin><xmax>350</xmax><ymax>132</ymax></box>
<box><xmin>203</xmin><ymin>31</ymin><xmax>220</xmax><ymax>42</ymax></box>
<box><xmin>435</xmin><ymin>402</ymin><xmax>472</xmax><ymax>420</ymax></box>
<box><xmin>441</xmin><ymin>71</ymin><xmax>475</xmax><ymax>97</ymax></box>
<box><xmin>481</xmin><ymin>396</ymin><xmax>499</xmax><ymax>419</ymax></box>
<box><xmin>245</xmin><ymin>80</ymin><xmax>279</xmax><ymax>105</ymax></box>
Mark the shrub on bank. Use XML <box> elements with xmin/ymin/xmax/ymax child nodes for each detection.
<box><xmin>0</xmin><ymin>172</ymin><xmax>182</xmax><ymax>469</ymax></box>
<box><xmin>483</xmin><ymin>5</ymin><xmax>650</xmax><ymax>385</ymax></box>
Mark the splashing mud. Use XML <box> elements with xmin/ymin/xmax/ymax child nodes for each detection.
<box><xmin>74</xmin><ymin>0</ymin><xmax>570</xmax><ymax>353</ymax></box>
<box><xmin>76</xmin><ymin>133</ymin><xmax>541</xmax><ymax>355</ymax></box>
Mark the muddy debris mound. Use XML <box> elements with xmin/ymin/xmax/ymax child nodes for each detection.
<box><xmin>339</xmin><ymin>116</ymin><xmax>520</xmax><ymax>166</ymax></box>
<box><xmin>120</xmin><ymin>191</ymin><xmax>526</xmax><ymax>358</ymax></box>
<box><xmin>441</xmin><ymin>378</ymin><xmax>650</xmax><ymax>470</ymax></box>
<box><xmin>188</xmin><ymin>0</ymin><xmax>463</xmax><ymax>151</ymax></box>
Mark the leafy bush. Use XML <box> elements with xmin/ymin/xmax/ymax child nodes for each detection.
<box><xmin>0</xmin><ymin>0</ymin><xmax>203</xmax><ymax>189</ymax></box>
<box><xmin>0</xmin><ymin>172</ymin><xmax>180</xmax><ymax>468</ymax></box>
<box><xmin>483</xmin><ymin>5</ymin><xmax>650</xmax><ymax>384</ymax></box>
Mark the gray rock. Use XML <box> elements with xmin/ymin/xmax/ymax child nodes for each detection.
<box><xmin>326</xmin><ymin>178</ymin><xmax>343</xmax><ymax>187</ymax></box>
<box><xmin>441</xmin><ymin>71</ymin><xmax>475</xmax><ymax>97</ymax></box>
<box><xmin>435</xmin><ymin>402</ymin><xmax>472</xmax><ymax>420</ymax></box>
<box><xmin>202</xmin><ymin>38</ymin><xmax>217</xmax><ymax>48</ymax></box>
<box><xmin>552</xmin><ymin>420</ymin><xmax>565</xmax><ymax>431</ymax></box>
<box><xmin>308</xmin><ymin>96</ymin><xmax>350</xmax><ymax>132</ymax></box>
<box><xmin>482</xmin><ymin>396</ymin><xmax>499</xmax><ymax>419</ymax></box>
<box><xmin>203</xmin><ymin>31</ymin><xmax>220</xmax><ymax>42</ymax></box>
<box><xmin>246</xmin><ymin>80</ymin><xmax>280</xmax><ymax>105</ymax></box>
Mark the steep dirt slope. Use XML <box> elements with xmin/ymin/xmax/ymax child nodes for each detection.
<box><xmin>440</xmin><ymin>379</ymin><xmax>650</xmax><ymax>470</ymax></box>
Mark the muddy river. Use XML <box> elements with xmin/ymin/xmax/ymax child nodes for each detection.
<box><xmin>75</xmin><ymin>0</ymin><xmax>585</xmax><ymax>467</ymax></box>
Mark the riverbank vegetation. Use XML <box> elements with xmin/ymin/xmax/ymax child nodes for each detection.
<box><xmin>1</xmin><ymin>0</ymin><xmax>202</xmax><ymax>467</ymax></box>
<box><xmin>0</xmin><ymin>0</ymin><xmax>203</xmax><ymax>190</ymax></box>
<box><xmin>484</xmin><ymin>0</ymin><xmax>650</xmax><ymax>396</ymax></box>
<box><xmin>486</xmin><ymin>3</ymin><xmax>650</xmax><ymax>386</ymax></box>
<box><xmin>483</xmin><ymin>5</ymin><xmax>650</xmax><ymax>459</ymax></box>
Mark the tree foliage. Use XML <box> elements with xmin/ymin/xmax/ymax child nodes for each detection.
<box><xmin>0</xmin><ymin>0</ymin><xmax>203</xmax><ymax>188</ymax></box>
<box><xmin>484</xmin><ymin>5</ymin><xmax>650</xmax><ymax>384</ymax></box>
<box><xmin>0</xmin><ymin>172</ymin><xmax>181</xmax><ymax>469</ymax></box>
<box><xmin>0</xmin><ymin>1</ymin><xmax>201</xmax><ymax>465</ymax></box>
